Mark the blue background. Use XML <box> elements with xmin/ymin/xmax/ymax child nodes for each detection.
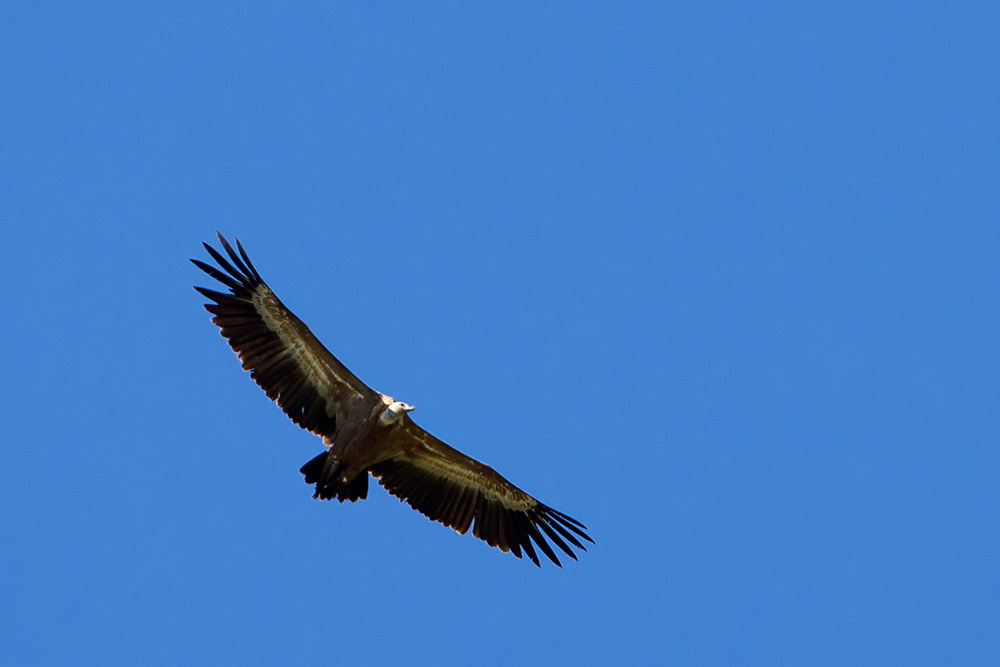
<box><xmin>3</xmin><ymin>2</ymin><xmax>999</xmax><ymax>664</ymax></box>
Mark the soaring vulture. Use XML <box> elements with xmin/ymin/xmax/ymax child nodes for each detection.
<box><xmin>192</xmin><ymin>234</ymin><xmax>592</xmax><ymax>566</ymax></box>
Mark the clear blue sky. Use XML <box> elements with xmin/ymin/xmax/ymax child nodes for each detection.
<box><xmin>3</xmin><ymin>2</ymin><xmax>998</xmax><ymax>664</ymax></box>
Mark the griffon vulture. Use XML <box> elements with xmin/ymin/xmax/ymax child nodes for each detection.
<box><xmin>192</xmin><ymin>234</ymin><xmax>592</xmax><ymax>566</ymax></box>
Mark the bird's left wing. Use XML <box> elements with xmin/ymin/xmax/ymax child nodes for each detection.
<box><xmin>191</xmin><ymin>233</ymin><xmax>378</xmax><ymax>437</ymax></box>
<box><xmin>371</xmin><ymin>419</ymin><xmax>593</xmax><ymax>567</ymax></box>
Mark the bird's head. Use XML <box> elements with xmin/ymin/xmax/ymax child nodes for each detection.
<box><xmin>379</xmin><ymin>399</ymin><xmax>415</xmax><ymax>426</ymax></box>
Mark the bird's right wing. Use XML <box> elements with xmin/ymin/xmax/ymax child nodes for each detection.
<box><xmin>192</xmin><ymin>233</ymin><xmax>378</xmax><ymax>438</ymax></box>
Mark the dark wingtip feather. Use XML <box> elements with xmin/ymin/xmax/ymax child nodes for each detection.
<box><xmin>543</xmin><ymin>514</ymin><xmax>588</xmax><ymax>551</ymax></box>
<box><xmin>192</xmin><ymin>286</ymin><xmax>232</xmax><ymax>303</ymax></box>
<box><xmin>534</xmin><ymin>515</ymin><xmax>578</xmax><ymax>560</ymax></box>
<box><xmin>191</xmin><ymin>259</ymin><xmax>244</xmax><ymax>291</ymax></box>
<box><xmin>200</xmin><ymin>238</ymin><xmax>257</xmax><ymax>288</ymax></box>
<box><xmin>524</xmin><ymin>519</ymin><xmax>562</xmax><ymax>567</ymax></box>
<box><xmin>542</xmin><ymin>505</ymin><xmax>595</xmax><ymax>544</ymax></box>
<box><xmin>521</xmin><ymin>535</ymin><xmax>541</xmax><ymax>567</ymax></box>
<box><xmin>216</xmin><ymin>233</ymin><xmax>254</xmax><ymax>279</ymax></box>
<box><xmin>234</xmin><ymin>237</ymin><xmax>262</xmax><ymax>281</ymax></box>
<box><xmin>544</xmin><ymin>506</ymin><xmax>592</xmax><ymax>533</ymax></box>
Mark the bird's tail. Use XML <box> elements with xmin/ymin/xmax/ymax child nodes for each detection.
<box><xmin>299</xmin><ymin>451</ymin><xmax>369</xmax><ymax>502</ymax></box>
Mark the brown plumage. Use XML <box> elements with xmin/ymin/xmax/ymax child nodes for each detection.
<box><xmin>192</xmin><ymin>233</ymin><xmax>592</xmax><ymax>566</ymax></box>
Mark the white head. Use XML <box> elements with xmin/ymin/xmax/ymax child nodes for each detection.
<box><xmin>379</xmin><ymin>400</ymin><xmax>415</xmax><ymax>426</ymax></box>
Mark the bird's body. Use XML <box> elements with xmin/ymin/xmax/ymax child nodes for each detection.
<box><xmin>192</xmin><ymin>234</ymin><xmax>592</xmax><ymax>566</ymax></box>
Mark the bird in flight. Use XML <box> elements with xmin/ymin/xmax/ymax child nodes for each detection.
<box><xmin>192</xmin><ymin>233</ymin><xmax>592</xmax><ymax>566</ymax></box>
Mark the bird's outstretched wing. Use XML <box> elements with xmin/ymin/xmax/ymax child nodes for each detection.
<box><xmin>371</xmin><ymin>419</ymin><xmax>594</xmax><ymax>567</ymax></box>
<box><xmin>191</xmin><ymin>233</ymin><xmax>377</xmax><ymax>437</ymax></box>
